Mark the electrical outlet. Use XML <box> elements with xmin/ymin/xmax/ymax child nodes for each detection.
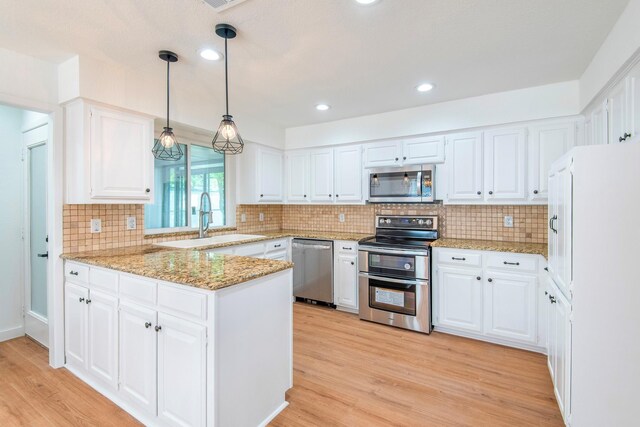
<box><xmin>90</xmin><ymin>218</ymin><xmax>102</xmax><ymax>233</ymax></box>
<box><xmin>338</xmin><ymin>213</ymin><xmax>345</xmax><ymax>223</ymax></box>
<box><xmin>240</xmin><ymin>213</ymin><xmax>247</xmax><ymax>223</ymax></box>
<box><xmin>504</xmin><ymin>216</ymin><xmax>514</xmax><ymax>228</ymax></box>
<box><xmin>126</xmin><ymin>216</ymin><xmax>136</xmax><ymax>230</ymax></box>
<box><xmin>259</xmin><ymin>213</ymin><xmax>265</xmax><ymax>222</ymax></box>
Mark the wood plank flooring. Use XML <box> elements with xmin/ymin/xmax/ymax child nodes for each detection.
<box><xmin>0</xmin><ymin>303</ymin><xmax>562</xmax><ymax>426</ymax></box>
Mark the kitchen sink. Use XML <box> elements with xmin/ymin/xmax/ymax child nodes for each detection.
<box><xmin>154</xmin><ymin>234</ymin><xmax>266</xmax><ymax>249</ymax></box>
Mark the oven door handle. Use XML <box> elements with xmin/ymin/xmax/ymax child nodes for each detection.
<box><xmin>358</xmin><ymin>247</ymin><xmax>430</xmax><ymax>257</ymax></box>
<box><xmin>359</xmin><ymin>272</ymin><xmax>428</xmax><ymax>286</ymax></box>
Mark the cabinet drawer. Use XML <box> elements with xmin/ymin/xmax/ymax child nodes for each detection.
<box><xmin>266</xmin><ymin>239</ymin><xmax>288</xmax><ymax>253</ymax></box>
<box><xmin>157</xmin><ymin>284</ymin><xmax>207</xmax><ymax>321</ymax></box>
<box><xmin>89</xmin><ymin>267</ymin><xmax>119</xmax><ymax>294</ymax></box>
<box><xmin>437</xmin><ymin>250</ymin><xmax>482</xmax><ymax>267</ymax></box>
<box><xmin>65</xmin><ymin>262</ymin><xmax>89</xmax><ymax>283</ymax></box>
<box><xmin>120</xmin><ymin>274</ymin><xmax>157</xmax><ymax>306</ymax></box>
<box><xmin>336</xmin><ymin>241</ymin><xmax>358</xmax><ymax>254</ymax></box>
<box><xmin>486</xmin><ymin>253</ymin><xmax>538</xmax><ymax>273</ymax></box>
<box><xmin>235</xmin><ymin>243</ymin><xmax>266</xmax><ymax>257</ymax></box>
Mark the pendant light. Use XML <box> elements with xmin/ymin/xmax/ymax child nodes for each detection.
<box><xmin>211</xmin><ymin>23</ymin><xmax>244</xmax><ymax>155</ymax></box>
<box><xmin>152</xmin><ymin>50</ymin><xmax>183</xmax><ymax>161</ymax></box>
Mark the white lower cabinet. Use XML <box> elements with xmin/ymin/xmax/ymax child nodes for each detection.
<box><xmin>433</xmin><ymin>248</ymin><xmax>542</xmax><ymax>350</ymax></box>
<box><xmin>157</xmin><ymin>313</ymin><xmax>206</xmax><ymax>427</ymax></box>
<box><xmin>333</xmin><ymin>241</ymin><xmax>359</xmax><ymax>312</ymax></box>
<box><xmin>64</xmin><ymin>282</ymin><xmax>89</xmax><ymax>369</ymax></box>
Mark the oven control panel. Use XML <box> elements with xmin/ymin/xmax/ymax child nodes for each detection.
<box><xmin>375</xmin><ymin>215</ymin><xmax>438</xmax><ymax>230</ymax></box>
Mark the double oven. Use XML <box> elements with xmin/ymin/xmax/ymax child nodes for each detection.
<box><xmin>358</xmin><ymin>216</ymin><xmax>437</xmax><ymax>334</ymax></box>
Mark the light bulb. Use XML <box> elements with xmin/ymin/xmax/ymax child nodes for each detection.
<box><xmin>220</xmin><ymin>123</ymin><xmax>236</xmax><ymax>140</ymax></box>
<box><xmin>402</xmin><ymin>173</ymin><xmax>410</xmax><ymax>188</ymax></box>
<box><xmin>372</xmin><ymin>174</ymin><xmax>380</xmax><ymax>187</ymax></box>
<box><xmin>159</xmin><ymin>128</ymin><xmax>176</xmax><ymax>148</ymax></box>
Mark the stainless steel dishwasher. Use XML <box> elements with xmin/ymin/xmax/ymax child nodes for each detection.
<box><xmin>292</xmin><ymin>239</ymin><xmax>334</xmax><ymax>304</ymax></box>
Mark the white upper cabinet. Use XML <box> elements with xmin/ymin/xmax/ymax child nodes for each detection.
<box><xmin>65</xmin><ymin>99</ymin><xmax>154</xmax><ymax>204</ymax></box>
<box><xmin>484</xmin><ymin>127</ymin><xmax>527</xmax><ymax>201</ymax></box>
<box><xmin>333</xmin><ymin>146</ymin><xmax>362</xmax><ymax>202</ymax></box>
<box><xmin>628</xmin><ymin>63</ymin><xmax>640</xmax><ymax>143</ymax></box>
<box><xmin>444</xmin><ymin>132</ymin><xmax>483</xmax><ymax>202</ymax></box>
<box><xmin>363</xmin><ymin>140</ymin><xmax>402</xmax><ymax>168</ymax></box>
<box><xmin>257</xmin><ymin>147</ymin><xmax>284</xmax><ymax>202</ymax></box>
<box><xmin>401</xmin><ymin>135</ymin><xmax>445</xmax><ymax>164</ymax></box>
<box><xmin>309</xmin><ymin>148</ymin><xmax>335</xmax><ymax>202</ymax></box>
<box><xmin>548</xmin><ymin>154</ymin><xmax>572</xmax><ymax>299</ymax></box>
<box><xmin>591</xmin><ymin>101</ymin><xmax>609</xmax><ymax>146</ymax></box>
<box><xmin>608</xmin><ymin>79</ymin><xmax>630</xmax><ymax>144</ymax></box>
<box><xmin>285</xmin><ymin>151</ymin><xmax>310</xmax><ymax>202</ymax></box>
<box><xmin>236</xmin><ymin>143</ymin><xmax>284</xmax><ymax>204</ymax></box>
<box><xmin>529</xmin><ymin>122</ymin><xmax>575</xmax><ymax>201</ymax></box>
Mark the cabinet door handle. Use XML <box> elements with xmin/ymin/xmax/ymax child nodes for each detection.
<box><xmin>503</xmin><ymin>261</ymin><xmax>520</xmax><ymax>266</ymax></box>
<box><xmin>488</xmin><ymin>191</ymin><xmax>493</xmax><ymax>195</ymax></box>
<box><xmin>145</xmin><ymin>322</ymin><xmax>152</xmax><ymax>329</ymax></box>
<box><xmin>395</xmin><ymin>157</ymin><xmax>399</xmax><ymax>161</ymax></box>
<box><xmin>155</xmin><ymin>325</ymin><xmax>162</xmax><ymax>332</ymax></box>
<box><xmin>274</xmin><ymin>244</ymin><xmax>282</xmax><ymax>248</ymax></box>
<box><xmin>85</xmin><ymin>299</ymin><xmax>91</xmax><ymax>304</ymax></box>
<box><xmin>79</xmin><ymin>297</ymin><xmax>85</xmax><ymax>303</ymax></box>
<box><xmin>37</xmin><ymin>252</ymin><xmax>49</xmax><ymax>258</ymax></box>
<box><xmin>304</xmin><ymin>194</ymin><xmax>307</xmax><ymax>198</ymax></box>
<box><xmin>544</xmin><ymin>291</ymin><xmax>548</xmax><ymax>296</ymax></box>
<box><xmin>336</xmin><ymin>194</ymin><xmax>339</xmax><ymax>198</ymax></box>
<box><xmin>487</xmin><ymin>278</ymin><xmax>493</xmax><ymax>283</ymax></box>
<box><xmin>403</xmin><ymin>156</ymin><xmax>406</xmax><ymax>160</ymax></box>
<box><xmin>328</xmin><ymin>194</ymin><xmax>332</xmax><ymax>198</ymax></box>
<box><xmin>145</xmin><ymin>188</ymin><xmax>151</xmax><ymax>193</ymax></box>
<box><xmin>544</xmin><ymin>267</ymin><xmax>549</xmax><ymax>271</ymax></box>
<box><xmin>549</xmin><ymin>295</ymin><xmax>557</xmax><ymax>304</ymax></box>
<box><xmin>351</xmin><ymin>261</ymin><xmax>355</xmax><ymax>265</ymax></box>
<box><xmin>533</xmin><ymin>190</ymin><xmax>539</xmax><ymax>194</ymax></box>
<box><xmin>476</xmin><ymin>276</ymin><xmax>481</xmax><ymax>281</ymax></box>
<box><xmin>624</xmin><ymin>132</ymin><xmax>632</xmax><ymax>140</ymax></box>
<box><xmin>451</xmin><ymin>257</ymin><xmax>466</xmax><ymax>261</ymax></box>
<box><xmin>342</xmin><ymin>247</ymin><xmax>351</xmax><ymax>250</ymax></box>
<box><xmin>476</xmin><ymin>191</ymin><xmax>481</xmax><ymax>195</ymax></box>
<box><xmin>260</xmin><ymin>194</ymin><xmax>264</xmax><ymax>198</ymax></box>
<box><xmin>70</xmin><ymin>271</ymin><xmax>79</xmax><ymax>276</ymax></box>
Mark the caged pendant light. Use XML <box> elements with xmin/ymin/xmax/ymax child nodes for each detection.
<box><xmin>152</xmin><ymin>50</ymin><xmax>184</xmax><ymax>161</ymax></box>
<box><xmin>211</xmin><ymin>23</ymin><xmax>244</xmax><ymax>155</ymax></box>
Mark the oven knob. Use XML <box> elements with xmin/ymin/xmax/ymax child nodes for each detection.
<box><xmin>404</xmin><ymin>263</ymin><xmax>412</xmax><ymax>270</ymax></box>
<box><xmin>379</xmin><ymin>218</ymin><xmax>385</xmax><ymax>224</ymax></box>
<box><xmin>385</xmin><ymin>219</ymin><xmax>391</xmax><ymax>224</ymax></box>
<box><xmin>418</xmin><ymin>219</ymin><xmax>424</xmax><ymax>225</ymax></box>
<box><xmin>426</xmin><ymin>219</ymin><xmax>432</xmax><ymax>226</ymax></box>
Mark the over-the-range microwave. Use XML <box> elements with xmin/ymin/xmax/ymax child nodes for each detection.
<box><xmin>367</xmin><ymin>164</ymin><xmax>435</xmax><ymax>203</ymax></box>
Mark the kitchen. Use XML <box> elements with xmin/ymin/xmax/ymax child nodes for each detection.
<box><xmin>0</xmin><ymin>1</ymin><xmax>639</xmax><ymax>426</ymax></box>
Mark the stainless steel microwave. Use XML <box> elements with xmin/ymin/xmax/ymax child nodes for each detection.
<box><xmin>367</xmin><ymin>165</ymin><xmax>435</xmax><ymax>203</ymax></box>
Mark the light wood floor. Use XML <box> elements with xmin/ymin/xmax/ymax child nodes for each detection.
<box><xmin>0</xmin><ymin>304</ymin><xmax>562</xmax><ymax>426</ymax></box>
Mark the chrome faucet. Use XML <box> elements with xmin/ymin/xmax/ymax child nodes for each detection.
<box><xmin>198</xmin><ymin>192</ymin><xmax>213</xmax><ymax>238</ymax></box>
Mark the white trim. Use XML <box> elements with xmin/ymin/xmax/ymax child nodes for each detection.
<box><xmin>24</xmin><ymin>311</ymin><xmax>48</xmax><ymax>347</ymax></box>
<box><xmin>257</xmin><ymin>401</ymin><xmax>289</xmax><ymax>427</ymax></box>
<box><xmin>0</xmin><ymin>326</ymin><xmax>25</xmax><ymax>343</ymax></box>
<box><xmin>433</xmin><ymin>326</ymin><xmax>547</xmax><ymax>354</ymax></box>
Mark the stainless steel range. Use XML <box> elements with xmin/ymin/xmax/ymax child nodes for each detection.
<box><xmin>358</xmin><ymin>215</ymin><xmax>438</xmax><ymax>334</ymax></box>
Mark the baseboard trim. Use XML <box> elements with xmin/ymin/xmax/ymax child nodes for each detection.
<box><xmin>434</xmin><ymin>326</ymin><xmax>547</xmax><ymax>354</ymax></box>
<box><xmin>258</xmin><ymin>401</ymin><xmax>289</xmax><ymax>427</ymax></box>
<box><xmin>0</xmin><ymin>326</ymin><xmax>25</xmax><ymax>343</ymax></box>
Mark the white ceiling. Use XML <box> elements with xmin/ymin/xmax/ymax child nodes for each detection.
<box><xmin>0</xmin><ymin>0</ymin><xmax>629</xmax><ymax>129</ymax></box>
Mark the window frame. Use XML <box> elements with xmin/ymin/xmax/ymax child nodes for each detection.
<box><xmin>144</xmin><ymin>128</ymin><xmax>236</xmax><ymax>235</ymax></box>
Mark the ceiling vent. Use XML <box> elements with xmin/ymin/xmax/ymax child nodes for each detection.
<box><xmin>202</xmin><ymin>0</ymin><xmax>250</xmax><ymax>12</ymax></box>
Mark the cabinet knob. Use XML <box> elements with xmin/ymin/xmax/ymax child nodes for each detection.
<box><xmin>488</xmin><ymin>191</ymin><xmax>493</xmax><ymax>195</ymax></box>
<box><xmin>260</xmin><ymin>194</ymin><xmax>264</xmax><ymax>198</ymax></box>
<box><xmin>155</xmin><ymin>325</ymin><xmax>162</xmax><ymax>332</ymax></box>
<box><xmin>329</xmin><ymin>194</ymin><xmax>332</xmax><ymax>198</ymax></box>
<box><xmin>145</xmin><ymin>322</ymin><xmax>152</xmax><ymax>329</ymax></box>
<box><xmin>477</xmin><ymin>191</ymin><xmax>481</xmax><ymax>195</ymax></box>
<box><xmin>544</xmin><ymin>267</ymin><xmax>549</xmax><ymax>271</ymax></box>
<box><xmin>403</xmin><ymin>156</ymin><xmax>407</xmax><ymax>160</ymax></box>
<box><xmin>476</xmin><ymin>276</ymin><xmax>481</xmax><ymax>281</ymax></box>
<box><xmin>624</xmin><ymin>132</ymin><xmax>632</xmax><ymax>140</ymax></box>
<box><xmin>336</xmin><ymin>194</ymin><xmax>339</xmax><ymax>198</ymax></box>
<box><xmin>487</xmin><ymin>278</ymin><xmax>493</xmax><ymax>283</ymax></box>
<box><xmin>79</xmin><ymin>297</ymin><xmax>85</xmax><ymax>303</ymax></box>
<box><xmin>351</xmin><ymin>261</ymin><xmax>355</xmax><ymax>265</ymax></box>
<box><xmin>533</xmin><ymin>190</ymin><xmax>539</xmax><ymax>194</ymax></box>
<box><xmin>549</xmin><ymin>295</ymin><xmax>557</xmax><ymax>304</ymax></box>
<box><xmin>395</xmin><ymin>157</ymin><xmax>399</xmax><ymax>161</ymax></box>
<box><xmin>85</xmin><ymin>299</ymin><xmax>91</xmax><ymax>304</ymax></box>
<box><xmin>145</xmin><ymin>188</ymin><xmax>151</xmax><ymax>193</ymax></box>
<box><xmin>70</xmin><ymin>271</ymin><xmax>79</xmax><ymax>276</ymax></box>
<box><xmin>304</xmin><ymin>194</ymin><xmax>307</xmax><ymax>198</ymax></box>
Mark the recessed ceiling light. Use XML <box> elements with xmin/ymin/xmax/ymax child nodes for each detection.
<box><xmin>199</xmin><ymin>48</ymin><xmax>222</xmax><ymax>61</ymax></box>
<box><xmin>316</xmin><ymin>104</ymin><xmax>331</xmax><ymax>111</ymax></box>
<box><xmin>355</xmin><ymin>0</ymin><xmax>378</xmax><ymax>4</ymax></box>
<box><xmin>416</xmin><ymin>83</ymin><xmax>435</xmax><ymax>92</ymax></box>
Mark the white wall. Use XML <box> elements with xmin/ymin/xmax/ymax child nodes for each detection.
<box><xmin>58</xmin><ymin>55</ymin><xmax>286</xmax><ymax>149</ymax></box>
<box><xmin>0</xmin><ymin>104</ymin><xmax>25</xmax><ymax>341</ymax></box>
<box><xmin>285</xmin><ymin>81</ymin><xmax>580</xmax><ymax>149</ymax></box>
<box><xmin>0</xmin><ymin>48</ymin><xmax>58</xmax><ymax>106</ymax></box>
<box><xmin>579</xmin><ymin>0</ymin><xmax>640</xmax><ymax>110</ymax></box>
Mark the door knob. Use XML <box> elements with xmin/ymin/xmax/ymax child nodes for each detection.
<box><xmin>37</xmin><ymin>253</ymin><xmax>49</xmax><ymax>258</ymax></box>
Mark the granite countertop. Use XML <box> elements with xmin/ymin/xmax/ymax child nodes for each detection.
<box><xmin>431</xmin><ymin>238</ymin><xmax>548</xmax><ymax>258</ymax></box>
<box><xmin>61</xmin><ymin>245</ymin><xmax>293</xmax><ymax>291</ymax></box>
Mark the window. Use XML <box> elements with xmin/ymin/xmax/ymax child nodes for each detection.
<box><xmin>145</xmin><ymin>142</ymin><xmax>226</xmax><ymax>232</ymax></box>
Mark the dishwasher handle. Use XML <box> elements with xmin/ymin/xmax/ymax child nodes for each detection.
<box><xmin>292</xmin><ymin>242</ymin><xmax>332</xmax><ymax>250</ymax></box>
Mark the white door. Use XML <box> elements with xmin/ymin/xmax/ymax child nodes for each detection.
<box><xmin>627</xmin><ymin>63</ymin><xmax>640</xmax><ymax>142</ymax></box>
<box><xmin>555</xmin><ymin>162</ymin><xmax>572</xmax><ymax>297</ymax></box>
<box><xmin>591</xmin><ymin>101</ymin><xmax>609</xmax><ymax>145</ymax></box>
<box><xmin>257</xmin><ymin>148</ymin><xmax>284</xmax><ymax>202</ymax></box>
<box><xmin>445</xmin><ymin>132</ymin><xmax>483</xmax><ymax>201</ymax></box>
<box><xmin>335</xmin><ymin>254</ymin><xmax>358</xmax><ymax>310</ymax></box>
<box><xmin>157</xmin><ymin>313</ymin><xmax>206</xmax><ymax>427</ymax></box>
<box><xmin>548</xmin><ymin>282</ymin><xmax>571</xmax><ymax>422</ymax></box>
<box><xmin>309</xmin><ymin>148</ymin><xmax>334</xmax><ymax>202</ymax></box>
<box><xmin>608</xmin><ymin>79</ymin><xmax>630</xmax><ymax>144</ymax></box>
<box><xmin>547</xmin><ymin>169</ymin><xmax>559</xmax><ymax>281</ymax></box>
<box><xmin>64</xmin><ymin>282</ymin><xmax>89</xmax><ymax>370</ymax></box>
<box><xmin>334</xmin><ymin>146</ymin><xmax>362</xmax><ymax>202</ymax></box>
<box><xmin>90</xmin><ymin>106</ymin><xmax>153</xmax><ymax>200</ymax></box>
<box><xmin>363</xmin><ymin>140</ymin><xmax>402</xmax><ymax>168</ymax></box>
<box><xmin>286</xmin><ymin>151</ymin><xmax>309</xmax><ymax>202</ymax></box>
<box><xmin>87</xmin><ymin>289</ymin><xmax>119</xmax><ymax>390</ymax></box>
<box><xmin>402</xmin><ymin>135</ymin><xmax>445</xmax><ymax>164</ymax></box>
<box><xmin>484</xmin><ymin>272</ymin><xmax>537</xmax><ymax>343</ymax></box>
<box><xmin>529</xmin><ymin>122</ymin><xmax>575</xmax><ymax>201</ymax></box>
<box><xmin>24</xmin><ymin>125</ymin><xmax>49</xmax><ymax>346</ymax></box>
<box><xmin>484</xmin><ymin>128</ymin><xmax>526</xmax><ymax>201</ymax></box>
<box><xmin>119</xmin><ymin>302</ymin><xmax>157</xmax><ymax>415</ymax></box>
<box><xmin>436</xmin><ymin>266</ymin><xmax>483</xmax><ymax>333</ymax></box>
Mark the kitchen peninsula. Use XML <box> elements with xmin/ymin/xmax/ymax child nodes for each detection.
<box><xmin>61</xmin><ymin>245</ymin><xmax>293</xmax><ymax>427</ymax></box>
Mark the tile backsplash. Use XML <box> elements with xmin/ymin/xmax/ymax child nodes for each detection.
<box><xmin>63</xmin><ymin>203</ymin><xmax>547</xmax><ymax>253</ymax></box>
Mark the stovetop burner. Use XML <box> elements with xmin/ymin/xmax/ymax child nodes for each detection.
<box><xmin>360</xmin><ymin>215</ymin><xmax>439</xmax><ymax>250</ymax></box>
<box><xmin>359</xmin><ymin>236</ymin><xmax>434</xmax><ymax>251</ymax></box>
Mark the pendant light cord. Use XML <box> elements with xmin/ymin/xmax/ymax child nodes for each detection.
<box><xmin>166</xmin><ymin>59</ymin><xmax>170</xmax><ymax>129</ymax></box>
<box><xmin>224</xmin><ymin>36</ymin><xmax>229</xmax><ymax>116</ymax></box>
